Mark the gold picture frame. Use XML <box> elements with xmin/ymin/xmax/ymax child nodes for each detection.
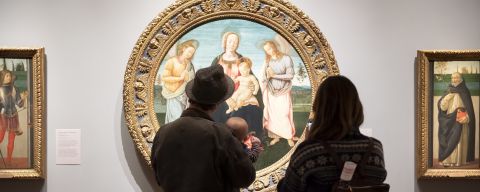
<box><xmin>123</xmin><ymin>0</ymin><xmax>338</xmax><ymax>190</ymax></box>
<box><xmin>0</xmin><ymin>47</ymin><xmax>45</xmax><ymax>179</ymax></box>
<box><xmin>416</xmin><ymin>50</ymin><xmax>480</xmax><ymax>179</ymax></box>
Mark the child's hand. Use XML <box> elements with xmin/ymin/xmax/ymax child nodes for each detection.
<box><xmin>248</xmin><ymin>81</ymin><xmax>255</xmax><ymax>92</ymax></box>
<box><xmin>243</xmin><ymin>136</ymin><xmax>253</xmax><ymax>149</ymax></box>
<box><xmin>250</xmin><ymin>135</ymin><xmax>260</xmax><ymax>146</ymax></box>
<box><xmin>250</xmin><ymin>135</ymin><xmax>264</xmax><ymax>152</ymax></box>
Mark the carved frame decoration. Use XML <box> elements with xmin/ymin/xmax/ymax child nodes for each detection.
<box><xmin>0</xmin><ymin>47</ymin><xmax>46</xmax><ymax>179</ymax></box>
<box><xmin>416</xmin><ymin>50</ymin><xmax>480</xmax><ymax>179</ymax></box>
<box><xmin>123</xmin><ymin>0</ymin><xmax>338</xmax><ymax>190</ymax></box>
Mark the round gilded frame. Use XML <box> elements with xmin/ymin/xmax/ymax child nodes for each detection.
<box><xmin>123</xmin><ymin>0</ymin><xmax>338</xmax><ymax>190</ymax></box>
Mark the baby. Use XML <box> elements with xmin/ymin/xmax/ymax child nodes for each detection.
<box><xmin>226</xmin><ymin>117</ymin><xmax>263</xmax><ymax>162</ymax></box>
<box><xmin>226</xmin><ymin>57</ymin><xmax>259</xmax><ymax>113</ymax></box>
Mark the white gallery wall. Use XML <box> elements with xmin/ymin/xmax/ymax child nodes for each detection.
<box><xmin>1</xmin><ymin>0</ymin><xmax>479</xmax><ymax>191</ymax></box>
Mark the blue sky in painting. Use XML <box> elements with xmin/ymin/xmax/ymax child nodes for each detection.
<box><xmin>156</xmin><ymin>19</ymin><xmax>309</xmax><ymax>87</ymax></box>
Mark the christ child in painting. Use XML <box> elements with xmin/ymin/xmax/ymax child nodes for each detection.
<box><xmin>225</xmin><ymin>57</ymin><xmax>260</xmax><ymax>114</ymax></box>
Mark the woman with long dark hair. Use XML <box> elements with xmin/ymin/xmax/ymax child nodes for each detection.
<box><xmin>277</xmin><ymin>75</ymin><xmax>387</xmax><ymax>191</ymax></box>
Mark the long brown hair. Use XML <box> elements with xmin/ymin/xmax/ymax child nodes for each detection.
<box><xmin>263</xmin><ymin>41</ymin><xmax>284</xmax><ymax>64</ymax></box>
<box><xmin>176</xmin><ymin>40</ymin><xmax>198</xmax><ymax>62</ymax></box>
<box><xmin>307</xmin><ymin>75</ymin><xmax>364</xmax><ymax>141</ymax></box>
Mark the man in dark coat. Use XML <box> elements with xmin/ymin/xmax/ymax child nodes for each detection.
<box><xmin>151</xmin><ymin>65</ymin><xmax>256</xmax><ymax>192</ymax></box>
<box><xmin>438</xmin><ymin>72</ymin><xmax>476</xmax><ymax>165</ymax></box>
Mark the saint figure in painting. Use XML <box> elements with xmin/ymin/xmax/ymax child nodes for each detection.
<box><xmin>0</xmin><ymin>67</ymin><xmax>28</xmax><ymax>166</ymax></box>
<box><xmin>159</xmin><ymin>40</ymin><xmax>197</xmax><ymax>123</ymax></box>
<box><xmin>211</xmin><ymin>32</ymin><xmax>265</xmax><ymax>143</ymax></box>
<box><xmin>438</xmin><ymin>72</ymin><xmax>476</xmax><ymax>166</ymax></box>
<box><xmin>261</xmin><ymin>40</ymin><xmax>296</xmax><ymax>147</ymax></box>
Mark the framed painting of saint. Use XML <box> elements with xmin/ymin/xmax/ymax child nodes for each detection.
<box><xmin>416</xmin><ymin>50</ymin><xmax>480</xmax><ymax>179</ymax></box>
<box><xmin>123</xmin><ymin>0</ymin><xmax>338</xmax><ymax>190</ymax></box>
<box><xmin>0</xmin><ymin>47</ymin><xmax>45</xmax><ymax>179</ymax></box>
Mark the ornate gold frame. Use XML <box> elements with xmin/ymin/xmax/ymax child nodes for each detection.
<box><xmin>0</xmin><ymin>47</ymin><xmax>45</xmax><ymax>179</ymax></box>
<box><xmin>123</xmin><ymin>0</ymin><xmax>338</xmax><ymax>190</ymax></box>
<box><xmin>416</xmin><ymin>50</ymin><xmax>480</xmax><ymax>179</ymax></box>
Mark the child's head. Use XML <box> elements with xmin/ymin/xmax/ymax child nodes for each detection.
<box><xmin>238</xmin><ymin>57</ymin><xmax>252</xmax><ymax>76</ymax></box>
<box><xmin>226</xmin><ymin>117</ymin><xmax>249</xmax><ymax>141</ymax></box>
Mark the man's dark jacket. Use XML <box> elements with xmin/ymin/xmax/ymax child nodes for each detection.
<box><xmin>151</xmin><ymin>107</ymin><xmax>256</xmax><ymax>192</ymax></box>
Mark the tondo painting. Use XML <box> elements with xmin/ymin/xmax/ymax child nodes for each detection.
<box><xmin>123</xmin><ymin>0</ymin><xmax>338</xmax><ymax>190</ymax></box>
<box><xmin>154</xmin><ymin>19</ymin><xmax>311</xmax><ymax>170</ymax></box>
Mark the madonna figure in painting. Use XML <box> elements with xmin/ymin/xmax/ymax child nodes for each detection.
<box><xmin>211</xmin><ymin>31</ymin><xmax>265</xmax><ymax>143</ymax></box>
<box><xmin>438</xmin><ymin>72</ymin><xmax>476</xmax><ymax>167</ymax></box>
<box><xmin>261</xmin><ymin>40</ymin><xmax>296</xmax><ymax>147</ymax></box>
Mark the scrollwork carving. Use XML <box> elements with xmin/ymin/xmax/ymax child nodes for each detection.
<box><xmin>284</xmin><ymin>16</ymin><xmax>300</xmax><ymax>33</ymax></box>
<box><xmin>161</xmin><ymin>20</ymin><xmax>177</xmax><ymax>36</ymax></box>
<box><xmin>134</xmin><ymin>79</ymin><xmax>147</xmax><ymax>102</ymax></box>
<box><xmin>137</xmin><ymin>58</ymin><xmax>152</xmax><ymax>73</ymax></box>
<box><xmin>176</xmin><ymin>7</ymin><xmax>204</xmax><ymax>26</ymax></box>
<box><xmin>311</xmin><ymin>54</ymin><xmax>325</xmax><ymax>68</ymax></box>
<box><xmin>200</xmin><ymin>0</ymin><xmax>216</xmax><ymax>13</ymax></box>
<box><xmin>135</xmin><ymin>103</ymin><xmax>148</xmax><ymax>117</ymax></box>
<box><xmin>259</xmin><ymin>5</ymin><xmax>285</xmax><ymax>24</ymax></box>
<box><xmin>219</xmin><ymin>0</ymin><xmax>243</xmax><ymax>11</ymax></box>
<box><xmin>147</xmin><ymin>33</ymin><xmax>168</xmax><ymax>58</ymax></box>
<box><xmin>244</xmin><ymin>0</ymin><xmax>261</xmax><ymax>13</ymax></box>
<box><xmin>293</xmin><ymin>31</ymin><xmax>315</xmax><ymax>54</ymax></box>
<box><xmin>140</xmin><ymin>117</ymin><xmax>156</xmax><ymax>143</ymax></box>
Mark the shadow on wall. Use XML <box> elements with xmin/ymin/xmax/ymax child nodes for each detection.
<box><xmin>120</xmin><ymin>112</ymin><xmax>163</xmax><ymax>192</ymax></box>
<box><xmin>417</xmin><ymin>180</ymin><xmax>480</xmax><ymax>192</ymax></box>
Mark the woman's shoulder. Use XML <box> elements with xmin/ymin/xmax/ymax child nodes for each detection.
<box><xmin>290</xmin><ymin>136</ymin><xmax>384</xmax><ymax>160</ymax></box>
<box><xmin>370</xmin><ymin>137</ymin><xmax>383</xmax><ymax>147</ymax></box>
<box><xmin>329</xmin><ymin>136</ymin><xmax>383</xmax><ymax>150</ymax></box>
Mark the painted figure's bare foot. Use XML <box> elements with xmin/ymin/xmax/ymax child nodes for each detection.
<box><xmin>288</xmin><ymin>139</ymin><xmax>295</xmax><ymax>147</ymax></box>
<box><xmin>269</xmin><ymin>138</ymin><xmax>280</xmax><ymax>146</ymax></box>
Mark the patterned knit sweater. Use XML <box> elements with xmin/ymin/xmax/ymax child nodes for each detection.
<box><xmin>277</xmin><ymin>131</ymin><xmax>387</xmax><ymax>192</ymax></box>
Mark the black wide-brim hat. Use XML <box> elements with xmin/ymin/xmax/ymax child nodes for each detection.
<box><xmin>185</xmin><ymin>65</ymin><xmax>234</xmax><ymax>105</ymax></box>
